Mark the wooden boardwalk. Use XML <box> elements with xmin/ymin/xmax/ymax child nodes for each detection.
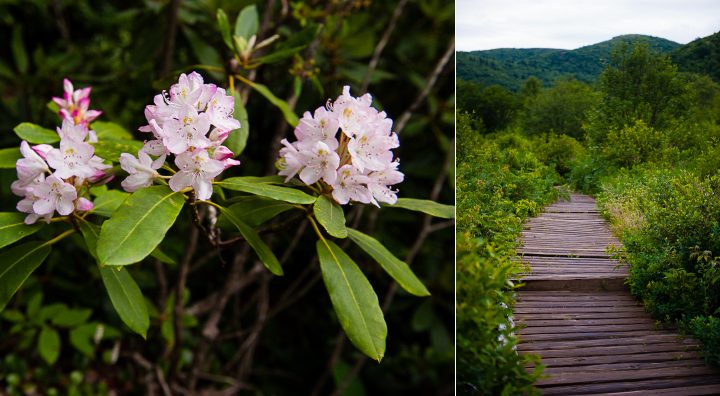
<box><xmin>516</xmin><ymin>193</ymin><xmax>720</xmax><ymax>395</ymax></box>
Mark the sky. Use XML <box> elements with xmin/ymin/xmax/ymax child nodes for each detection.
<box><xmin>457</xmin><ymin>0</ymin><xmax>720</xmax><ymax>51</ymax></box>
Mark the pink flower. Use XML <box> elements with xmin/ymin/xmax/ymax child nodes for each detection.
<box><xmin>75</xmin><ymin>197</ymin><xmax>94</xmax><ymax>212</ymax></box>
<box><xmin>366</xmin><ymin>162</ymin><xmax>404</xmax><ymax>206</ymax></box>
<box><xmin>169</xmin><ymin>149</ymin><xmax>225</xmax><ymax>200</ymax></box>
<box><xmin>277</xmin><ymin>139</ymin><xmax>305</xmax><ymax>182</ymax></box>
<box><xmin>299</xmin><ymin>141</ymin><xmax>340</xmax><ymax>185</ymax></box>
<box><xmin>206</xmin><ymin>87</ymin><xmax>240</xmax><ymax>132</ymax></box>
<box><xmin>294</xmin><ymin>107</ymin><xmax>339</xmax><ymax>151</ymax></box>
<box><xmin>16</xmin><ymin>141</ymin><xmax>49</xmax><ymax>184</ymax></box>
<box><xmin>160</xmin><ymin>105</ymin><xmax>212</xmax><ymax>154</ymax></box>
<box><xmin>52</xmin><ymin>78</ymin><xmax>102</xmax><ymax>125</ymax></box>
<box><xmin>31</xmin><ymin>175</ymin><xmax>77</xmax><ymax>217</ymax></box>
<box><xmin>119</xmin><ymin>151</ymin><xmax>165</xmax><ymax>192</ymax></box>
<box><xmin>330</xmin><ymin>165</ymin><xmax>372</xmax><ymax>205</ymax></box>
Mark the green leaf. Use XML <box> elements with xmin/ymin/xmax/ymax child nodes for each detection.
<box><xmin>150</xmin><ymin>247</ymin><xmax>176</xmax><ymax>265</ymax></box>
<box><xmin>227</xmin><ymin>196</ymin><xmax>296</xmax><ymax>227</ymax></box>
<box><xmin>51</xmin><ymin>308</ymin><xmax>92</xmax><ymax>328</ymax></box>
<box><xmin>91</xmin><ymin>121</ymin><xmax>134</xmax><ymax>140</ymax></box>
<box><xmin>77</xmin><ymin>218</ymin><xmax>101</xmax><ymax>260</ymax></box>
<box><xmin>0</xmin><ymin>147</ymin><xmax>21</xmax><ymax>168</ymax></box>
<box><xmin>38</xmin><ymin>303</ymin><xmax>68</xmax><ymax>323</ymax></box>
<box><xmin>217</xmin><ymin>205</ymin><xmax>283</xmax><ymax>276</ymax></box>
<box><xmin>2</xmin><ymin>309</ymin><xmax>24</xmax><ymax>323</ymax></box>
<box><xmin>234</xmin><ymin>5</ymin><xmax>259</xmax><ymax>40</ymax></box>
<box><xmin>0</xmin><ymin>241</ymin><xmax>51</xmax><ymax>312</ymax></box>
<box><xmin>389</xmin><ymin>198</ymin><xmax>455</xmax><ymax>219</ymax></box>
<box><xmin>242</xmin><ymin>79</ymin><xmax>299</xmax><ymax>127</ymax></box>
<box><xmin>218</xmin><ymin>177</ymin><xmax>316</xmax><ymax>204</ymax></box>
<box><xmin>216</xmin><ymin>9</ymin><xmax>233</xmax><ymax>50</ymax></box>
<box><xmin>255</xmin><ymin>24</ymin><xmax>320</xmax><ymax>64</ymax></box>
<box><xmin>99</xmin><ymin>266</ymin><xmax>149</xmax><ymax>338</ymax></box>
<box><xmin>38</xmin><ymin>326</ymin><xmax>60</xmax><ymax>364</ymax></box>
<box><xmin>314</xmin><ymin>195</ymin><xmax>347</xmax><ymax>238</ymax></box>
<box><xmin>346</xmin><ymin>228</ymin><xmax>430</xmax><ymax>296</ymax></box>
<box><xmin>13</xmin><ymin>122</ymin><xmax>59</xmax><ymax>144</ymax></box>
<box><xmin>92</xmin><ymin>138</ymin><xmax>144</xmax><ymax>162</ymax></box>
<box><xmin>11</xmin><ymin>26</ymin><xmax>28</xmax><ymax>74</ymax></box>
<box><xmin>69</xmin><ymin>323</ymin><xmax>98</xmax><ymax>357</ymax></box>
<box><xmin>316</xmin><ymin>240</ymin><xmax>386</xmax><ymax>361</ymax></box>
<box><xmin>97</xmin><ymin>185</ymin><xmax>185</xmax><ymax>266</ymax></box>
<box><xmin>90</xmin><ymin>190</ymin><xmax>130</xmax><ymax>217</ymax></box>
<box><xmin>0</xmin><ymin>212</ymin><xmax>43</xmax><ymax>250</ymax></box>
<box><xmin>222</xmin><ymin>89</ymin><xmax>249</xmax><ymax>156</ymax></box>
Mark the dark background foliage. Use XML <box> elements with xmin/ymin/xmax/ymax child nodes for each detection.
<box><xmin>0</xmin><ymin>1</ymin><xmax>454</xmax><ymax>394</ymax></box>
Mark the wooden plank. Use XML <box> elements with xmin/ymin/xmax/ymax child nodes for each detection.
<box><xmin>517</xmin><ymin>317</ymin><xmax>656</xmax><ymax>327</ymax></box>
<box><xmin>521</xmin><ymin>342</ymin><xmax>701</xmax><ymax>357</ymax></box>
<box><xmin>528</xmin><ymin>350</ymin><xmax>702</xmax><ymax>367</ymax></box>
<box><xmin>517</xmin><ymin>334</ymin><xmax>693</xmax><ymax>350</ymax></box>
<box><xmin>535</xmin><ymin>367</ymin><xmax>720</xmax><ymax>395</ymax></box>
<box><xmin>519</xmin><ymin>330</ymin><xmax>668</xmax><ymax>342</ymax></box>
<box><xmin>594</xmin><ymin>384</ymin><xmax>720</xmax><ymax>396</ymax></box>
<box><xmin>538</xmin><ymin>375</ymin><xmax>720</xmax><ymax>395</ymax></box>
<box><xmin>541</xmin><ymin>359</ymin><xmax>707</xmax><ymax>374</ymax></box>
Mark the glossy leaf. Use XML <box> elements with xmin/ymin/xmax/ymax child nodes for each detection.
<box><xmin>92</xmin><ymin>138</ymin><xmax>144</xmax><ymax>162</ymax></box>
<box><xmin>222</xmin><ymin>89</ymin><xmax>249</xmax><ymax>156</ymax></box>
<box><xmin>97</xmin><ymin>185</ymin><xmax>185</xmax><ymax>266</ymax></box>
<box><xmin>218</xmin><ymin>205</ymin><xmax>283</xmax><ymax>275</ymax></box>
<box><xmin>316</xmin><ymin>240</ymin><xmax>386</xmax><ymax>361</ymax></box>
<box><xmin>216</xmin><ymin>9</ymin><xmax>233</xmax><ymax>50</ymax></box>
<box><xmin>234</xmin><ymin>5</ymin><xmax>259</xmax><ymax>40</ymax></box>
<box><xmin>226</xmin><ymin>196</ymin><xmax>296</xmax><ymax>228</ymax></box>
<box><xmin>77</xmin><ymin>218</ymin><xmax>101</xmax><ymax>260</ymax></box>
<box><xmin>0</xmin><ymin>212</ymin><xmax>43</xmax><ymax>250</ymax></box>
<box><xmin>38</xmin><ymin>326</ymin><xmax>60</xmax><ymax>364</ymax></box>
<box><xmin>0</xmin><ymin>147</ymin><xmax>21</xmax><ymax>168</ymax></box>
<box><xmin>347</xmin><ymin>228</ymin><xmax>430</xmax><ymax>296</ymax></box>
<box><xmin>99</xmin><ymin>266</ymin><xmax>150</xmax><ymax>338</ymax></box>
<box><xmin>69</xmin><ymin>323</ymin><xmax>98</xmax><ymax>357</ymax></box>
<box><xmin>183</xmin><ymin>26</ymin><xmax>224</xmax><ymax>80</ymax></box>
<box><xmin>256</xmin><ymin>24</ymin><xmax>320</xmax><ymax>64</ymax></box>
<box><xmin>218</xmin><ymin>177</ymin><xmax>316</xmax><ymax>204</ymax></box>
<box><xmin>13</xmin><ymin>122</ymin><xmax>59</xmax><ymax>144</ymax></box>
<box><xmin>242</xmin><ymin>79</ymin><xmax>299</xmax><ymax>126</ymax></box>
<box><xmin>90</xmin><ymin>190</ymin><xmax>130</xmax><ymax>217</ymax></box>
<box><xmin>314</xmin><ymin>195</ymin><xmax>347</xmax><ymax>238</ymax></box>
<box><xmin>390</xmin><ymin>198</ymin><xmax>455</xmax><ymax>219</ymax></box>
<box><xmin>0</xmin><ymin>241</ymin><xmax>52</xmax><ymax>312</ymax></box>
<box><xmin>91</xmin><ymin>121</ymin><xmax>134</xmax><ymax>140</ymax></box>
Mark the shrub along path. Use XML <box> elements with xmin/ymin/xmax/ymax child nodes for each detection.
<box><xmin>516</xmin><ymin>193</ymin><xmax>720</xmax><ymax>395</ymax></box>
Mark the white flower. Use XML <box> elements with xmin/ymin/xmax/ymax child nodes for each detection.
<box><xmin>206</xmin><ymin>87</ymin><xmax>241</xmax><ymax>131</ymax></box>
<box><xmin>169</xmin><ymin>149</ymin><xmax>225</xmax><ymax>200</ymax></box>
<box><xmin>45</xmin><ymin>139</ymin><xmax>97</xmax><ymax>179</ymax></box>
<box><xmin>169</xmin><ymin>72</ymin><xmax>205</xmax><ymax>107</ymax></box>
<box><xmin>277</xmin><ymin>139</ymin><xmax>305</xmax><ymax>182</ymax></box>
<box><xmin>347</xmin><ymin>130</ymin><xmax>396</xmax><ymax>173</ymax></box>
<box><xmin>31</xmin><ymin>175</ymin><xmax>77</xmax><ymax>216</ymax></box>
<box><xmin>16</xmin><ymin>141</ymin><xmax>49</xmax><ymax>185</ymax></box>
<box><xmin>331</xmin><ymin>165</ymin><xmax>372</xmax><ymax>205</ymax></box>
<box><xmin>299</xmin><ymin>142</ymin><xmax>340</xmax><ymax>185</ymax></box>
<box><xmin>366</xmin><ymin>162</ymin><xmax>404</xmax><ymax>206</ymax></box>
<box><xmin>119</xmin><ymin>151</ymin><xmax>165</xmax><ymax>192</ymax></box>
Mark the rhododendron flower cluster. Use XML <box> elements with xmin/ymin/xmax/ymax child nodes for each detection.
<box><xmin>13</xmin><ymin>80</ymin><xmax>110</xmax><ymax>224</ymax></box>
<box><xmin>120</xmin><ymin>72</ymin><xmax>240</xmax><ymax>200</ymax></box>
<box><xmin>277</xmin><ymin>86</ymin><xmax>403</xmax><ymax>206</ymax></box>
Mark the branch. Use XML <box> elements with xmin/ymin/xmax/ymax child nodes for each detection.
<box><xmin>360</xmin><ymin>0</ymin><xmax>408</xmax><ymax>92</ymax></box>
<box><xmin>395</xmin><ymin>37</ymin><xmax>455</xmax><ymax>133</ymax></box>
<box><xmin>160</xmin><ymin>0</ymin><xmax>183</xmax><ymax>76</ymax></box>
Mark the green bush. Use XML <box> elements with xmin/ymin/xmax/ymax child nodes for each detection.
<box><xmin>597</xmin><ymin>169</ymin><xmax>720</xmax><ymax>364</ymax></box>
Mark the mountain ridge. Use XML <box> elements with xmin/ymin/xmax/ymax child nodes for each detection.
<box><xmin>457</xmin><ymin>34</ymin><xmax>683</xmax><ymax>90</ymax></box>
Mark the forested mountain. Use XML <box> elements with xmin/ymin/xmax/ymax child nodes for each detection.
<box><xmin>673</xmin><ymin>31</ymin><xmax>720</xmax><ymax>82</ymax></box>
<box><xmin>457</xmin><ymin>34</ymin><xmax>681</xmax><ymax>90</ymax></box>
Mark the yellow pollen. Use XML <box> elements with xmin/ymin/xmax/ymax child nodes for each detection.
<box><xmin>183</xmin><ymin>116</ymin><xmax>193</xmax><ymax>124</ymax></box>
<box><xmin>343</xmin><ymin>108</ymin><xmax>352</xmax><ymax>118</ymax></box>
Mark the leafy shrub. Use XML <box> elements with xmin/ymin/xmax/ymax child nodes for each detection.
<box><xmin>603</xmin><ymin>119</ymin><xmax>668</xmax><ymax>166</ymax></box>
<box><xmin>529</xmin><ymin>134</ymin><xmax>586</xmax><ymax>177</ymax></box>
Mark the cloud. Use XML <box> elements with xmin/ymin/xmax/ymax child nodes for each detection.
<box><xmin>457</xmin><ymin>0</ymin><xmax>720</xmax><ymax>51</ymax></box>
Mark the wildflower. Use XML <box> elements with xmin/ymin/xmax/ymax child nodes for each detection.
<box><xmin>277</xmin><ymin>86</ymin><xmax>403</xmax><ymax>206</ymax></box>
<box><xmin>124</xmin><ymin>72</ymin><xmax>241</xmax><ymax>200</ymax></box>
<box><xmin>52</xmin><ymin>78</ymin><xmax>102</xmax><ymax>125</ymax></box>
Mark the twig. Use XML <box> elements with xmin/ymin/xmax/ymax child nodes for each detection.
<box><xmin>168</xmin><ymin>219</ymin><xmax>199</xmax><ymax>379</ymax></box>
<box><xmin>237</xmin><ymin>274</ymin><xmax>271</xmax><ymax>380</ymax></box>
<box><xmin>360</xmin><ymin>0</ymin><xmax>408</xmax><ymax>92</ymax></box>
<box><xmin>395</xmin><ymin>37</ymin><xmax>455</xmax><ymax>133</ymax></box>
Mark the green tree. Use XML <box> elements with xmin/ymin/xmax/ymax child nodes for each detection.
<box><xmin>586</xmin><ymin>42</ymin><xmax>688</xmax><ymax>142</ymax></box>
<box><xmin>522</xmin><ymin>79</ymin><xmax>597</xmax><ymax>140</ymax></box>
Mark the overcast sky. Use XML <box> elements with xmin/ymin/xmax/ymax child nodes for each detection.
<box><xmin>457</xmin><ymin>0</ymin><xmax>720</xmax><ymax>51</ymax></box>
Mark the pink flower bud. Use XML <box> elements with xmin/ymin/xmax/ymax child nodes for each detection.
<box><xmin>75</xmin><ymin>197</ymin><xmax>94</xmax><ymax>212</ymax></box>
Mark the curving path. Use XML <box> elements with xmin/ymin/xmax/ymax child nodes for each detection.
<box><xmin>516</xmin><ymin>193</ymin><xmax>720</xmax><ymax>395</ymax></box>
